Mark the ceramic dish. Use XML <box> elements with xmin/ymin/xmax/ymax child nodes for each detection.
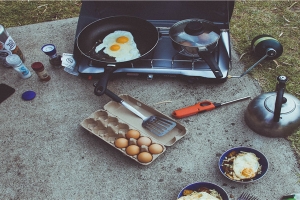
<box><xmin>177</xmin><ymin>182</ymin><xmax>229</xmax><ymax>200</ymax></box>
<box><xmin>219</xmin><ymin>146</ymin><xmax>268</xmax><ymax>183</ymax></box>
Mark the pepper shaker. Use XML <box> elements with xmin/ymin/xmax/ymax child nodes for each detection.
<box><xmin>41</xmin><ymin>44</ymin><xmax>62</xmax><ymax>69</ymax></box>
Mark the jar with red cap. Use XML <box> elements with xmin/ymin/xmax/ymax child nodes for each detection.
<box><xmin>31</xmin><ymin>62</ymin><xmax>51</xmax><ymax>81</ymax></box>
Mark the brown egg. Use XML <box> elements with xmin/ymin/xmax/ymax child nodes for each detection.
<box><xmin>148</xmin><ymin>143</ymin><xmax>163</xmax><ymax>154</ymax></box>
<box><xmin>137</xmin><ymin>136</ymin><xmax>152</xmax><ymax>147</ymax></box>
<box><xmin>114</xmin><ymin>138</ymin><xmax>129</xmax><ymax>148</ymax></box>
<box><xmin>137</xmin><ymin>152</ymin><xmax>153</xmax><ymax>163</ymax></box>
<box><xmin>125</xmin><ymin>145</ymin><xmax>140</xmax><ymax>156</ymax></box>
<box><xmin>125</xmin><ymin>129</ymin><xmax>140</xmax><ymax>139</ymax></box>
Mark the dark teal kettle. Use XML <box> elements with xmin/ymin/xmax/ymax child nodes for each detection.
<box><xmin>245</xmin><ymin>75</ymin><xmax>300</xmax><ymax>137</ymax></box>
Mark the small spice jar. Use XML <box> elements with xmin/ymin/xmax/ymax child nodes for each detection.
<box><xmin>31</xmin><ymin>62</ymin><xmax>51</xmax><ymax>82</ymax></box>
<box><xmin>41</xmin><ymin>44</ymin><xmax>62</xmax><ymax>69</ymax></box>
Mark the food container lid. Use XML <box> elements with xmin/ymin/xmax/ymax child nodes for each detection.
<box><xmin>41</xmin><ymin>44</ymin><xmax>57</xmax><ymax>56</ymax></box>
<box><xmin>31</xmin><ymin>62</ymin><xmax>44</xmax><ymax>71</ymax></box>
<box><xmin>170</xmin><ymin>19</ymin><xmax>220</xmax><ymax>48</ymax></box>
<box><xmin>6</xmin><ymin>54</ymin><xmax>22</xmax><ymax>67</ymax></box>
<box><xmin>22</xmin><ymin>90</ymin><xmax>36</xmax><ymax>101</ymax></box>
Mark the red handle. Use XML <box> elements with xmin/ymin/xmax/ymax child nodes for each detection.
<box><xmin>172</xmin><ymin>101</ymin><xmax>216</xmax><ymax>118</ymax></box>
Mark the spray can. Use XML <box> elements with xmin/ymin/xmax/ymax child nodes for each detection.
<box><xmin>6</xmin><ymin>54</ymin><xmax>31</xmax><ymax>79</ymax></box>
<box><xmin>0</xmin><ymin>25</ymin><xmax>25</xmax><ymax>62</ymax></box>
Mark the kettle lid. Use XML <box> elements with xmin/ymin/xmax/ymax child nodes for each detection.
<box><xmin>265</xmin><ymin>94</ymin><xmax>296</xmax><ymax>114</ymax></box>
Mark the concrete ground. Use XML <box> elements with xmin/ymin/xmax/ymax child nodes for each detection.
<box><xmin>0</xmin><ymin>18</ymin><xmax>299</xmax><ymax>200</ymax></box>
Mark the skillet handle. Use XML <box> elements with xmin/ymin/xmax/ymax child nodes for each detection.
<box><xmin>198</xmin><ymin>51</ymin><xmax>223</xmax><ymax>78</ymax></box>
<box><xmin>94</xmin><ymin>65</ymin><xmax>116</xmax><ymax>96</ymax></box>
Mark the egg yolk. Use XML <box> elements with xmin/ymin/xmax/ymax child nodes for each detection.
<box><xmin>116</xmin><ymin>36</ymin><xmax>129</xmax><ymax>44</ymax></box>
<box><xmin>241</xmin><ymin>168</ymin><xmax>255</xmax><ymax>178</ymax></box>
<box><xmin>110</xmin><ymin>44</ymin><xmax>120</xmax><ymax>51</ymax></box>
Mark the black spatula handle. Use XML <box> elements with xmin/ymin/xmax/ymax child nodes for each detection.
<box><xmin>104</xmin><ymin>89</ymin><xmax>147</xmax><ymax>120</ymax></box>
<box><xmin>104</xmin><ymin>89</ymin><xmax>123</xmax><ymax>103</ymax></box>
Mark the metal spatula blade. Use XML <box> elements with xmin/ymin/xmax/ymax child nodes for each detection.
<box><xmin>104</xmin><ymin>89</ymin><xmax>176</xmax><ymax>136</ymax></box>
<box><xmin>142</xmin><ymin>115</ymin><xmax>177</xmax><ymax>136</ymax></box>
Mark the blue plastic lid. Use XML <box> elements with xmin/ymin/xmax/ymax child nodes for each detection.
<box><xmin>41</xmin><ymin>44</ymin><xmax>57</xmax><ymax>56</ymax></box>
<box><xmin>22</xmin><ymin>90</ymin><xmax>36</xmax><ymax>101</ymax></box>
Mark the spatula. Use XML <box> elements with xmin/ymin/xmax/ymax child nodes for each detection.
<box><xmin>104</xmin><ymin>89</ymin><xmax>176</xmax><ymax>136</ymax></box>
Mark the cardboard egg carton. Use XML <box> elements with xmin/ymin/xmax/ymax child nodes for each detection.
<box><xmin>80</xmin><ymin>94</ymin><xmax>187</xmax><ymax>165</ymax></box>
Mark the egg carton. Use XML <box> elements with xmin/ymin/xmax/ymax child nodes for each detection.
<box><xmin>80</xmin><ymin>94</ymin><xmax>187</xmax><ymax>165</ymax></box>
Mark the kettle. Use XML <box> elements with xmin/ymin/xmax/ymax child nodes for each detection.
<box><xmin>244</xmin><ymin>75</ymin><xmax>300</xmax><ymax>137</ymax></box>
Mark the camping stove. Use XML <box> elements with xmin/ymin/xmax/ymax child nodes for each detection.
<box><xmin>73</xmin><ymin>1</ymin><xmax>234</xmax><ymax>83</ymax></box>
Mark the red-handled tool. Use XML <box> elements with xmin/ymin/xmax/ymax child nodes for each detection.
<box><xmin>172</xmin><ymin>96</ymin><xmax>251</xmax><ymax>118</ymax></box>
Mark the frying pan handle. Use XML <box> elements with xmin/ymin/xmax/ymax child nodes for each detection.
<box><xmin>94</xmin><ymin>65</ymin><xmax>116</xmax><ymax>96</ymax></box>
<box><xmin>197</xmin><ymin>51</ymin><xmax>223</xmax><ymax>78</ymax></box>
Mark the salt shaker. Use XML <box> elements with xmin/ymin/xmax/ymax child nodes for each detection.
<box><xmin>6</xmin><ymin>54</ymin><xmax>31</xmax><ymax>79</ymax></box>
<box><xmin>0</xmin><ymin>24</ymin><xmax>25</xmax><ymax>62</ymax></box>
<box><xmin>41</xmin><ymin>44</ymin><xmax>62</xmax><ymax>69</ymax></box>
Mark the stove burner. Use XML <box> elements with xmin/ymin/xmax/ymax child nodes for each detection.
<box><xmin>73</xmin><ymin>2</ymin><xmax>234</xmax><ymax>83</ymax></box>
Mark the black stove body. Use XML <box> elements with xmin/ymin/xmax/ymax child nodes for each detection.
<box><xmin>73</xmin><ymin>1</ymin><xmax>234</xmax><ymax>83</ymax></box>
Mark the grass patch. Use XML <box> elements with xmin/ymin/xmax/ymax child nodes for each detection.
<box><xmin>1</xmin><ymin>0</ymin><xmax>300</xmax><ymax>163</ymax></box>
<box><xmin>231</xmin><ymin>1</ymin><xmax>300</xmax><ymax>163</ymax></box>
<box><xmin>0</xmin><ymin>1</ymin><xmax>81</xmax><ymax>26</ymax></box>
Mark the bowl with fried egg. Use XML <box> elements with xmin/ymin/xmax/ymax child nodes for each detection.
<box><xmin>177</xmin><ymin>182</ymin><xmax>229</xmax><ymax>200</ymax></box>
<box><xmin>219</xmin><ymin>146</ymin><xmax>268</xmax><ymax>183</ymax></box>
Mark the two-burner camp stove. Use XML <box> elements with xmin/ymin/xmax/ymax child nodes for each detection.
<box><xmin>73</xmin><ymin>1</ymin><xmax>235</xmax><ymax>83</ymax></box>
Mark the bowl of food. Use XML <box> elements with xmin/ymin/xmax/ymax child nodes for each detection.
<box><xmin>177</xmin><ymin>182</ymin><xmax>229</xmax><ymax>200</ymax></box>
<box><xmin>219</xmin><ymin>146</ymin><xmax>268</xmax><ymax>183</ymax></box>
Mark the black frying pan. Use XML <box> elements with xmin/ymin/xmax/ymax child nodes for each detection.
<box><xmin>76</xmin><ymin>16</ymin><xmax>159</xmax><ymax>96</ymax></box>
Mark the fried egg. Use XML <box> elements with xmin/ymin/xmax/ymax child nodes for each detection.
<box><xmin>95</xmin><ymin>30</ymin><xmax>140</xmax><ymax>62</ymax></box>
<box><xmin>232</xmin><ymin>152</ymin><xmax>260</xmax><ymax>180</ymax></box>
<box><xmin>178</xmin><ymin>192</ymin><xmax>219</xmax><ymax>200</ymax></box>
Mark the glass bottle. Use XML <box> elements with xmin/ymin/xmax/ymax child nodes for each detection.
<box><xmin>41</xmin><ymin>44</ymin><xmax>62</xmax><ymax>69</ymax></box>
<box><xmin>0</xmin><ymin>25</ymin><xmax>25</xmax><ymax>62</ymax></box>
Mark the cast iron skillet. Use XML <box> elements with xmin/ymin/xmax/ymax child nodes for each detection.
<box><xmin>76</xmin><ymin>16</ymin><xmax>159</xmax><ymax>96</ymax></box>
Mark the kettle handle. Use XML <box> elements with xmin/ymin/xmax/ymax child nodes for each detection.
<box><xmin>273</xmin><ymin>75</ymin><xmax>287</xmax><ymax>122</ymax></box>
